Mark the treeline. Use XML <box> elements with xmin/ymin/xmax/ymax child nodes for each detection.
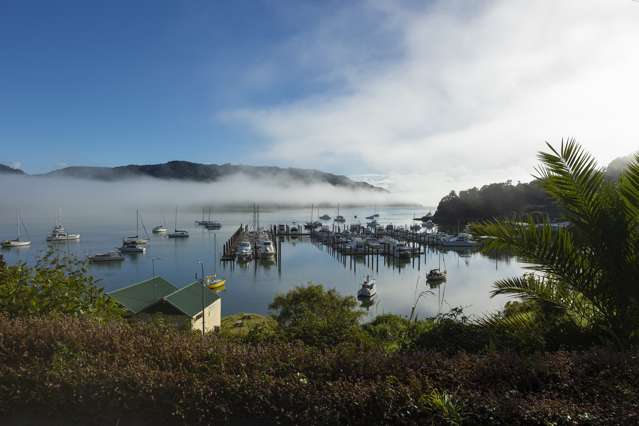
<box><xmin>432</xmin><ymin>180</ymin><xmax>561</xmax><ymax>225</ymax></box>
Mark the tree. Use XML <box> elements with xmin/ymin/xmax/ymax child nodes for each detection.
<box><xmin>0</xmin><ymin>251</ymin><xmax>123</xmax><ymax>320</ymax></box>
<box><xmin>269</xmin><ymin>284</ymin><xmax>366</xmax><ymax>347</ymax></box>
<box><xmin>473</xmin><ymin>140</ymin><xmax>639</xmax><ymax>346</ymax></box>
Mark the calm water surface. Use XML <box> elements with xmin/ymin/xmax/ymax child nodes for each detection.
<box><xmin>0</xmin><ymin>207</ymin><xmax>528</xmax><ymax>320</ymax></box>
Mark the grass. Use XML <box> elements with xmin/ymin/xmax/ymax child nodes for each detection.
<box><xmin>219</xmin><ymin>312</ymin><xmax>277</xmax><ymax>337</ymax></box>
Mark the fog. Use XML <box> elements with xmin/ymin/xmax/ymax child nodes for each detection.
<box><xmin>0</xmin><ymin>173</ymin><xmax>421</xmax><ymax>218</ymax></box>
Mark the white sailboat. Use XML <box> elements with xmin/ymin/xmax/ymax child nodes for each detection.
<box><xmin>46</xmin><ymin>209</ymin><xmax>80</xmax><ymax>242</ymax></box>
<box><xmin>2</xmin><ymin>211</ymin><xmax>31</xmax><ymax>248</ymax></box>
<box><xmin>168</xmin><ymin>206</ymin><xmax>189</xmax><ymax>238</ymax></box>
<box><xmin>124</xmin><ymin>209</ymin><xmax>149</xmax><ymax>245</ymax></box>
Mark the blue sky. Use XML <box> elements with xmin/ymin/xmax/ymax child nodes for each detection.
<box><xmin>2</xmin><ymin>0</ymin><xmax>639</xmax><ymax>203</ymax></box>
<box><xmin>1</xmin><ymin>0</ymin><xmax>385</xmax><ymax>173</ymax></box>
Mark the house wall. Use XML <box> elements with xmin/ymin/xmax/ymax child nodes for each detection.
<box><xmin>191</xmin><ymin>299</ymin><xmax>221</xmax><ymax>333</ymax></box>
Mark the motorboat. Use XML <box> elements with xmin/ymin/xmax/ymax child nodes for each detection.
<box><xmin>205</xmin><ymin>222</ymin><xmax>222</xmax><ymax>230</ymax></box>
<box><xmin>236</xmin><ymin>241</ymin><xmax>252</xmax><ymax>260</ymax></box>
<box><xmin>119</xmin><ymin>240</ymin><xmax>146</xmax><ymax>254</ymax></box>
<box><xmin>410</xmin><ymin>223</ymin><xmax>421</xmax><ymax>232</ymax></box>
<box><xmin>47</xmin><ymin>224</ymin><xmax>80</xmax><ymax>242</ymax></box>
<box><xmin>47</xmin><ymin>211</ymin><xmax>80</xmax><ymax>241</ymax></box>
<box><xmin>441</xmin><ymin>233</ymin><xmax>479</xmax><ymax>248</ymax></box>
<box><xmin>319</xmin><ymin>214</ymin><xmax>331</xmax><ymax>221</ymax></box>
<box><xmin>205</xmin><ymin>275</ymin><xmax>226</xmax><ymax>290</ymax></box>
<box><xmin>257</xmin><ymin>239</ymin><xmax>276</xmax><ymax>259</ymax></box>
<box><xmin>365</xmin><ymin>215</ymin><xmax>375</xmax><ymax>220</ymax></box>
<box><xmin>386</xmin><ymin>240</ymin><xmax>412</xmax><ymax>258</ymax></box>
<box><xmin>152</xmin><ymin>225</ymin><xmax>168</xmax><ymax>233</ymax></box>
<box><xmin>357</xmin><ymin>276</ymin><xmax>377</xmax><ymax>298</ymax></box>
<box><xmin>88</xmin><ymin>251</ymin><xmax>124</xmax><ymax>263</ymax></box>
<box><xmin>2</xmin><ymin>212</ymin><xmax>31</xmax><ymax>248</ymax></box>
<box><xmin>426</xmin><ymin>268</ymin><xmax>447</xmax><ymax>283</ymax></box>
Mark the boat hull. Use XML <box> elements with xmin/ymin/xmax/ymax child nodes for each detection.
<box><xmin>2</xmin><ymin>240</ymin><xmax>31</xmax><ymax>248</ymax></box>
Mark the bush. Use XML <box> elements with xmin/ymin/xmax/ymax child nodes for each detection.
<box><xmin>0</xmin><ymin>315</ymin><xmax>637</xmax><ymax>424</ymax></box>
<box><xmin>0</xmin><ymin>252</ymin><xmax>123</xmax><ymax>320</ymax></box>
<box><xmin>269</xmin><ymin>284</ymin><xmax>369</xmax><ymax>348</ymax></box>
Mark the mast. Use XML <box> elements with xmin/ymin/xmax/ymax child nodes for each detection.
<box><xmin>136</xmin><ymin>209</ymin><xmax>140</xmax><ymax>238</ymax></box>
<box><xmin>174</xmin><ymin>206</ymin><xmax>178</xmax><ymax>232</ymax></box>
<box><xmin>16</xmin><ymin>210</ymin><xmax>20</xmax><ymax>240</ymax></box>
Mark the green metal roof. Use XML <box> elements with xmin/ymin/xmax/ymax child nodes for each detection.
<box><xmin>163</xmin><ymin>281</ymin><xmax>220</xmax><ymax>318</ymax></box>
<box><xmin>108</xmin><ymin>277</ymin><xmax>177</xmax><ymax>314</ymax></box>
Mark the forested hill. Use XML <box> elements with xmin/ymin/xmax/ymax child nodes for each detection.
<box><xmin>432</xmin><ymin>180</ymin><xmax>561</xmax><ymax>225</ymax></box>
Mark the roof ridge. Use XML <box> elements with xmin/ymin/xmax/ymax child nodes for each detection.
<box><xmin>108</xmin><ymin>276</ymin><xmax>176</xmax><ymax>295</ymax></box>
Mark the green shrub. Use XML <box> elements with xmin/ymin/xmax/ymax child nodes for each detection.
<box><xmin>269</xmin><ymin>284</ymin><xmax>369</xmax><ymax>348</ymax></box>
<box><xmin>0</xmin><ymin>252</ymin><xmax>123</xmax><ymax>320</ymax></box>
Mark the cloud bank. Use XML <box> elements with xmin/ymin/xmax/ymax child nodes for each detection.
<box><xmin>227</xmin><ymin>0</ymin><xmax>639</xmax><ymax>204</ymax></box>
<box><xmin>0</xmin><ymin>174</ymin><xmax>416</xmax><ymax>218</ymax></box>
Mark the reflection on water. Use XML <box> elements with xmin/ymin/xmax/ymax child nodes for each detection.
<box><xmin>0</xmin><ymin>207</ymin><xmax>530</xmax><ymax>319</ymax></box>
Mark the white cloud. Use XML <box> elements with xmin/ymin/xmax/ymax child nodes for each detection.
<box><xmin>227</xmin><ymin>0</ymin><xmax>639</xmax><ymax>204</ymax></box>
<box><xmin>9</xmin><ymin>161</ymin><xmax>22</xmax><ymax>170</ymax></box>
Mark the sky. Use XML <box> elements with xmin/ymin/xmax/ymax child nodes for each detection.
<box><xmin>2</xmin><ymin>0</ymin><xmax>639</xmax><ymax>204</ymax></box>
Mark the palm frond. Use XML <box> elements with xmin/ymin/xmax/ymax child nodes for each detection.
<box><xmin>618</xmin><ymin>154</ymin><xmax>639</xmax><ymax>222</ymax></box>
<box><xmin>534</xmin><ymin>139</ymin><xmax>604</xmax><ymax>227</ymax></box>
<box><xmin>491</xmin><ymin>275</ymin><xmax>597</xmax><ymax>325</ymax></box>
<box><xmin>474</xmin><ymin>310</ymin><xmax>536</xmax><ymax>330</ymax></box>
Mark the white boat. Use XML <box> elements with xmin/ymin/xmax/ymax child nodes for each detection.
<box><xmin>236</xmin><ymin>241</ymin><xmax>252</xmax><ymax>260</ymax></box>
<box><xmin>2</xmin><ymin>212</ymin><xmax>31</xmax><ymax>248</ymax></box>
<box><xmin>119</xmin><ymin>240</ymin><xmax>146</xmax><ymax>254</ymax></box>
<box><xmin>124</xmin><ymin>210</ymin><xmax>149</xmax><ymax>245</ymax></box>
<box><xmin>88</xmin><ymin>251</ymin><xmax>124</xmax><ymax>262</ymax></box>
<box><xmin>357</xmin><ymin>276</ymin><xmax>377</xmax><ymax>298</ymax></box>
<box><xmin>152</xmin><ymin>225</ymin><xmax>168</xmax><ymax>233</ymax></box>
<box><xmin>47</xmin><ymin>224</ymin><xmax>80</xmax><ymax>242</ymax></box>
<box><xmin>46</xmin><ymin>210</ymin><xmax>80</xmax><ymax>242</ymax></box>
<box><xmin>441</xmin><ymin>233</ymin><xmax>479</xmax><ymax>248</ymax></box>
<box><xmin>257</xmin><ymin>239</ymin><xmax>276</xmax><ymax>259</ymax></box>
<box><xmin>168</xmin><ymin>206</ymin><xmax>189</xmax><ymax>238</ymax></box>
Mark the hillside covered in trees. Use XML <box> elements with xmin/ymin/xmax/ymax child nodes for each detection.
<box><xmin>432</xmin><ymin>180</ymin><xmax>561</xmax><ymax>225</ymax></box>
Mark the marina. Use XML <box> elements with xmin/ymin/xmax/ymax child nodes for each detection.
<box><xmin>0</xmin><ymin>206</ymin><xmax>527</xmax><ymax>320</ymax></box>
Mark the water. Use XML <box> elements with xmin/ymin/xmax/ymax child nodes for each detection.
<box><xmin>0</xmin><ymin>207</ymin><xmax>529</xmax><ymax>320</ymax></box>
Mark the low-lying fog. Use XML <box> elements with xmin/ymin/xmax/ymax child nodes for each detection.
<box><xmin>0</xmin><ymin>173</ymin><xmax>422</xmax><ymax>218</ymax></box>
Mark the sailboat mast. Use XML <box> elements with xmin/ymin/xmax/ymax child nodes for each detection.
<box><xmin>174</xmin><ymin>206</ymin><xmax>178</xmax><ymax>231</ymax></box>
<box><xmin>136</xmin><ymin>209</ymin><xmax>140</xmax><ymax>237</ymax></box>
<box><xmin>16</xmin><ymin>210</ymin><xmax>20</xmax><ymax>240</ymax></box>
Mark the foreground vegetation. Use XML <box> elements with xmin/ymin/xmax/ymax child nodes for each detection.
<box><xmin>1</xmin><ymin>314</ymin><xmax>637</xmax><ymax>425</ymax></box>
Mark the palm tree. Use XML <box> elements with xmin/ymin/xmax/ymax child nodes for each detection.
<box><xmin>473</xmin><ymin>139</ymin><xmax>639</xmax><ymax>346</ymax></box>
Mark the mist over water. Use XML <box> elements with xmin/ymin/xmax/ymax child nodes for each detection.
<box><xmin>0</xmin><ymin>174</ymin><xmax>422</xmax><ymax>218</ymax></box>
<box><xmin>0</xmin><ymin>173</ymin><xmax>528</xmax><ymax>320</ymax></box>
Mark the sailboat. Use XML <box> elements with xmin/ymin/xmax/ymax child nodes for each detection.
<box><xmin>426</xmin><ymin>252</ymin><xmax>447</xmax><ymax>283</ymax></box>
<box><xmin>206</xmin><ymin>234</ymin><xmax>226</xmax><ymax>290</ymax></box>
<box><xmin>2</xmin><ymin>211</ymin><xmax>31</xmax><ymax>248</ymax></box>
<box><xmin>304</xmin><ymin>204</ymin><xmax>321</xmax><ymax>230</ymax></box>
<box><xmin>334</xmin><ymin>204</ymin><xmax>345</xmax><ymax>223</ymax></box>
<box><xmin>46</xmin><ymin>209</ymin><xmax>80</xmax><ymax>242</ymax></box>
<box><xmin>124</xmin><ymin>210</ymin><xmax>149</xmax><ymax>245</ymax></box>
<box><xmin>204</xmin><ymin>208</ymin><xmax>222</xmax><ymax>229</ymax></box>
<box><xmin>168</xmin><ymin>206</ymin><xmax>189</xmax><ymax>238</ymax></box>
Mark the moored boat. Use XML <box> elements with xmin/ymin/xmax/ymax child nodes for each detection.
<box><xmin>88</xmin><ymin>251</ymin><xmax>124</xmax><ymax>262</ymax></box>
<box><xmin>357</xmin><ymin>275</ymin><xmax>377</xmax><ymax>298</ymax></box>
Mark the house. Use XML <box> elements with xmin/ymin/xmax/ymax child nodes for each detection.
<box><xmin>108</xmin><ymin>276</ymin><xmax>221</xmax><ymax>332</ymax></box>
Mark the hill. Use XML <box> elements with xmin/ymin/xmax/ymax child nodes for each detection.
<box><xmin>0</xmin><ymin>164</ymin><xmax>25</xmax><ymax>175</ymax></box>
<box><xmin>38</xmin><ymin>161</ymin><xmax>386</xmax><ymax>192</ymax></box>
